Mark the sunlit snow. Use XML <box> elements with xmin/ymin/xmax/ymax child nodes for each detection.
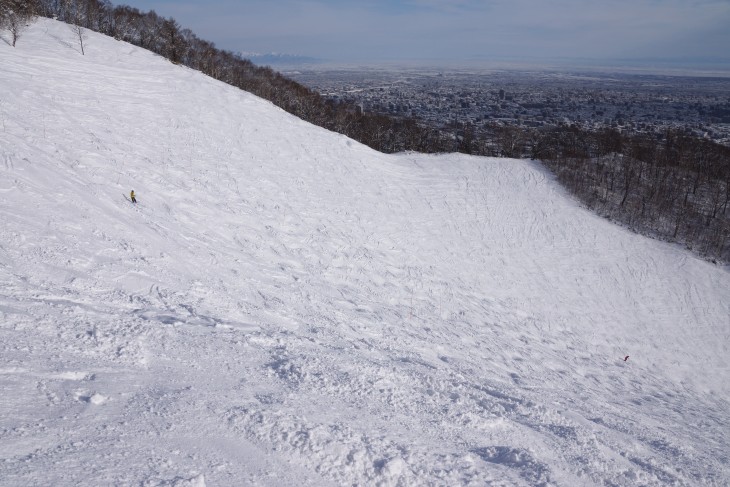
<box><xmin>1</xmin><ymin>19</ymin><xmax>728</xmax><ymax>486</ymax></box>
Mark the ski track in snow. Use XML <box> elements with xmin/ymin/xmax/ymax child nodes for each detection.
<box><xmin>0</xmin><ymin>20</ymin><xmax>729</xmax><ymax>486</ymax></box>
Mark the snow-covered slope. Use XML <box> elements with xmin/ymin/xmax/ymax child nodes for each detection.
<box><xmin>1</xmin><ymin>19</ymin><xmax>728</xmax><ymax>486</ymax></box>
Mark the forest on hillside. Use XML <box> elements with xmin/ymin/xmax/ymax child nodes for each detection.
<box><xmin>3</xmin><ymin>0</ymin><xmax>729</xmax><ymax>262</ymax></box>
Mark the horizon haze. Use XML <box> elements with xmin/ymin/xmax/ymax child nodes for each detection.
<box><xmin>119</xmin><ymin>0</ymin><xmax>730</xmax><ymax>71</ymax></box>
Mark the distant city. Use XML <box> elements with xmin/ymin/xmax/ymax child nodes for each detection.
<box><xmin>286</xmin><ymin>68</ymin><xmax>730</xmax><ymax>147</ymax></box>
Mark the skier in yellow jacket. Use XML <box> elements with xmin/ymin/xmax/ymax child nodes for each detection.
<box><xmin>130</xmin><ymin>190</ymin><xmax>137</xmax><ymax>203</ymax></box>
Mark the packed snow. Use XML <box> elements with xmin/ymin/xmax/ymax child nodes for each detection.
<box><xmin>1</xmin><ymin>19</ymin><xmax>728</xmax><ymax>486</ymax></box>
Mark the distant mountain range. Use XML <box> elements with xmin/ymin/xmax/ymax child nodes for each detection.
<box><xmin>240</xmin><ymin>52</ymin><xmax>322</xmax><ymax>65</ymax></box>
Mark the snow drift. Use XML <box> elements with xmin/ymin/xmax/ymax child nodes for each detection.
<box><xmin>0</xmin><ymin>19</ymin><xmax>728</xmax><ymax>486</ymax></box>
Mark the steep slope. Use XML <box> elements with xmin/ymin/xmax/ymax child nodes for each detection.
<box><xmin>0</xmin><ymin>19</ymin><xmax>728</xmax><ymax>486</ymax></box>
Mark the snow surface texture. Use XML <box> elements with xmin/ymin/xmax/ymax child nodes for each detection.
<box><xmin>1</xmin><ymin>19</ymin><xmax>729</xmax><ymax>486</ymax></box>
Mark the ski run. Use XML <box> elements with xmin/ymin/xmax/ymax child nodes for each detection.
<box><xmin>0</xmin><ymin>19</ymin><xmax>728</xmax><ymax>486</ymax></box>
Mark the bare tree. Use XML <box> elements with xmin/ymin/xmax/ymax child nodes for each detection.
<box><xmin>62</xmin><ymin>0</ymin><xmax>88</xmax><ymax>54</ymax></box>
<box><xmin>70</xmin><ymin>21</ymin><xmax>86</xmax><ymax>54</ymax></box>
<box><xmin>0</xmin><ymin>0</ymin><xmax>37</xmax><ymax>47</ymax></box>
<box><xmin>496</xmin><ymin>126</ymin><xmax>526</xmax><ymax>158</ymax></box>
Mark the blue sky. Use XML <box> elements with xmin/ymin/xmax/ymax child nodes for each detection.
<box><xmin>120</xmin><ymin>0</ymin><xmax>730</xmax><ymax>66</ymax></box>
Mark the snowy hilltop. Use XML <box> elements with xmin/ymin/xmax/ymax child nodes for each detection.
<box><xmin>0</xmin><ymin>18</ymin><xmax>728</xmax><ymax>486</ymax></box>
